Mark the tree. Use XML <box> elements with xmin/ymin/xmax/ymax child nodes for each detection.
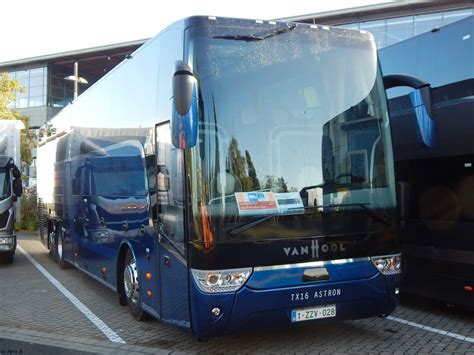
<box><xmin>263</xmin><ymin>175</ymin><xmax>289</xmax><ymax>193</ymax></box>
<box><xmin>245</xmin><ymin>150</ymin><xmax>260</xmax><ymax>190</ymax></box>
<box><xmin>0</xmin><ymin>72</ymin><xmax>35</xmax><ymax>168</ymax></box>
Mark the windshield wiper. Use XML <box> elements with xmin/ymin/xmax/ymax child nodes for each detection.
<box><xmin>227</xmin><ymin>203</ymin><xmax>391</xmax><ymax>238</ymax></box>
<box><xmin>341</xmin><ymin>203</ymin><xmax>392</xmax><ymax>227</ymax></box>
<box><xmin>214</xmin><ymin>23</ymin><xmax>297</xmax><ymax>42</ymax></box>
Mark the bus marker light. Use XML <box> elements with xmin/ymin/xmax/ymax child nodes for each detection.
<box><xmin>74</xmin><ymin>253</ymin><xmax>78</xmax><ymax>257</ymax></box>
<box><xmin>395</xmin><ymin>288</ymin><xmax>400</xmax><ymax>295</ymax></box>
<box><xmin>211</xmin><ymin>307</ymin><xmax>221</xmax><ymax>316</ymax></box>
<box><xmin>146</xmin><ymin>273</ymin><xmax>152</xmax><ymax>280</ymax></box>
<box><xmin>102</xmin><ymin>267</ymin><xmax>107</xmax><ymax>273</ymax></box>
<box><xmin>464</xmin><ymin>286</ymin><xmax>473</xmax><ymax>292</ymax></box>
<box><xmin>146</xmin><ymin>291</ymin><xmax>153</xmax><ymax>297</ymax></box>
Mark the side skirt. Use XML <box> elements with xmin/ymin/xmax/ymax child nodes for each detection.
<box><xmin>73</xmin><ymin>261</ymin><xmax>117</xmax><ymax>293</ymax></box>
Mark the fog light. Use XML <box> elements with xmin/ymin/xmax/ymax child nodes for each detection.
<box><xmin>211</xmin><ymin>307</ymin><xmax>221</xmax><ymax>316</ymax></box>
<box><xmin>395</xmin><ymin>288</ymin><xmax>400</xmax><ymax>295</ymax></box>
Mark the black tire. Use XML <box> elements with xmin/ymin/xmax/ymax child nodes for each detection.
<box><xmin>0</xmin><ymin>252</ymin><xmax>14</xmax><ymax>264</ymax></box>
<box><xmin>48</xmin><ymin>228</ymin><xmax>55</xmax><ymax>259</ymax></box>
<box><xmin>123</xmin><ymin>249</ymin><xmax>150</xmax><ymax>321</ymax></box>
<box><xmin>55</xmin><ymin>226</ymin><xmax>71</xmax><ymax>270</ymax></box>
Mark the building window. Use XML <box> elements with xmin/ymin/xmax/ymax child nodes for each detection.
<box><xmin>386</xmin><ymin>16</ymin><xmax>414</xmax><ymax>46</ymax></box>
<box><xmin>360</xmin><ymin>20</ymin><xmax>386</xmax><ymax>48</ymax></box>
<box><xmin>442</xmin><ymin>8</ymin><xmax>473</xmax><ymax>26</ymax></box>
<box><xmin>414</xmin><ymin>13</ymin><xmax>443</xmax><ymax>35</ymax></box>
<box><xmin>336</xmin><ymin>7</ymin><xmax>473</xmax><ymax>49</ymax></box>
<box><xmin>8</xmin><ymin>67</ymin><xmax>47</xmax><ymax>109</ymax></box>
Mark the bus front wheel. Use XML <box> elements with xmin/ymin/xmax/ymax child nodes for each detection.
<box><xmin>55</xmin><ymin>226</ymin><xmax>70</xmax><ymax>270</ymax></box>
<box><xmin>123</xmin><ymin>249</ymin><xmax>150</xmax><ymax>321</ymax></box>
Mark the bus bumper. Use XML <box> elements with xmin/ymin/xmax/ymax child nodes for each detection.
<box><xmin>189</xmin><ymin>269</ymin><xmax>400</xmax><ymax>338</ymax></box>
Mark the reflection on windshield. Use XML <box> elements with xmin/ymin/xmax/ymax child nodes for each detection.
<box><xmin>187</xmin><ymin>25</ymin><xmax>395</xmax><ymax>241</ymax></box>
<box><xmin>0</xmin><ymin>169</ymin><xmax>10</xmax><ymax>200</ymax></box>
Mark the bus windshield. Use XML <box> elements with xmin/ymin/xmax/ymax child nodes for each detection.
<box><xmin>186</xmin><ymin>24</ymin><xmax>396</xmax><ymax>242</ymax></box>
<box><xmin>0</xmin><ymin>167</ymin><xmax>10</xmax><ymax>201</ymax></box>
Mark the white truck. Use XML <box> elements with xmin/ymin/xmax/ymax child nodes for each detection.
<box><xmin>0</xmin><ymin>120</ymin><xmax>24</xmax><ymax>264</ymax></box>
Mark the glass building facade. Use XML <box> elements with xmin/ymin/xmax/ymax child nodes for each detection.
<box><xmin>8</xmin><ymin>67</ymin><xmax>47</xmax><ymax>108</ymax></box>
<box><xmin>339</xmin><ymin>8</ymin><xmax>473</xmax><ymax>48</ymax></box>
<box><xmin>8</xmin><ymin>65</ymin><xmax>92</xmax><ymax>110</ymax></box>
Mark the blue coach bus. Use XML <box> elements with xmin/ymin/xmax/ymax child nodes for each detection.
<box><xmin>37</xmin><ymin>16</ymin><xmax>406</xmax><ymax>338</ymax></box>
<box><xmin>380</xmin><ymin>16</ymin><xmax>474</xmax><ymax>308</ymax></box>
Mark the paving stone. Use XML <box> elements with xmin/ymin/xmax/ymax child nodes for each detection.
<box><xmin>1</xmin><ymin>233</ymin><xmax>474</xmax><ymax>354</ymax></box>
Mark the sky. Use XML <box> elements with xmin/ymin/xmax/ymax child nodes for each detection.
<box><xmin>0</xmin><ymin>0</ymin><xmax>393</xmax><ymax>63</ymax></box>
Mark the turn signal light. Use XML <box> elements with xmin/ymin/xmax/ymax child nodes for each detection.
<box><xmin>146</xmin><ymin>273</ymin><xmax>152</xmax><ymax>280</ymax></box>
<box><xmin>464</xmin><ymin>285</ymin><xmax>473</xmax><ymax>292</ymax></box>
<box><xmin>146</xmin><ymin>291</ymin><xmax>153</xmax><ymax>297</ymax></box>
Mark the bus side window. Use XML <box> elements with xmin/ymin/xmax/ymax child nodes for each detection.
<box><xmin>156</xmin><ymin>123</ymin><xmax>185</xmax><ymax>247</ymax></box>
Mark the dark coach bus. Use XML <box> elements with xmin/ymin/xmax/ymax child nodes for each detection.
<box><xmin>380</xmin><ymin>16</ymin><xmax>474</xmax><ymax>308</ymax></box>
<box><xmin>37</xmin><ymin>16</ymin><xmax>406</xmax><ymax>338</ymax></box>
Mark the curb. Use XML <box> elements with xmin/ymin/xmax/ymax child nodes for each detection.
<box><xmin>0</xmin><ymin>326</ymin><xmax>172</xmax><ymax>354</ymax></box>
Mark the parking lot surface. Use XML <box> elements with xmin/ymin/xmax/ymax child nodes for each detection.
<box><xmin>1</xmin><ymin>232</ymin><xmax>474</xmax><ymax>354</ymax></box>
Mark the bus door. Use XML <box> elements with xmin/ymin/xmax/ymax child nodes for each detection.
<box><xmin>155</xmin><ymin>122</ymin><xmax>190</xmax><ymax>326</ymax></box>
<box><xmin>72</xmin><ymin>159</ymin><xmax>91</xmax><ymax>270</ymax></box>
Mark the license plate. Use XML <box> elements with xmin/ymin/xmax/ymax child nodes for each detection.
<box><xmin>291</xmin><ymin>304</ymin><xmax>336</xmax><ymax>322</ymax></box>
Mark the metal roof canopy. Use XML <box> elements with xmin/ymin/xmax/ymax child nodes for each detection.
<box><xmin>0</xmin><ymin>39</ymin><xmax>147</xmax><ymax>80</ymax></box>
<box><xmin>280</xmin><ymin>1</ymin><xmax>474</xmax><ymax>26</ymax></box>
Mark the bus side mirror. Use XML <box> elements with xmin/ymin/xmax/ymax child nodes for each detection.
<box><xmin>171</xmin><ymin>60</ymin><xmax>198</xmax><ymax>149</ymax></box>
<box><xmin>384</xmin><ymin>74</ymin><xmax>435</xmax><ymax>147</ymax></box>
<box><xmin>13</xmin><ymin>178</ymin><xmax>22</xmax><ymax>197</ymax></box>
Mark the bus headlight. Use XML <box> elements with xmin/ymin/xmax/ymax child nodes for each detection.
<box><xmin>191</xmin><ymin>268</ymin><xmax>253</xmax><ymax>293</ymax></box>
<box><xmin>0</xmin><ymin>237</ymin><xmax>12</xmax><ymax>245</ymax></box>
<box><xmin>371</xmin><ymin>254</ymin><xmax>401</xmax><ymax>275</ymax></box>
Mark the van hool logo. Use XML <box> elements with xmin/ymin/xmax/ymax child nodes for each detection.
<box><xmin>283</xmin><ymin>239</ymin><xmax>345</xmax><ymax>259</ymax></box>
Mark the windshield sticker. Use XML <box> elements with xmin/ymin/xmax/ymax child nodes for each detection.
<box><xmin>274</xmin><ymin>192</ymin><xmax>304</xmax><ymax>214</ymax></box>
<box><xmin>235</xmin><ymin>192</ymin><xmax>278</xmax><ymax>216</ymax></box>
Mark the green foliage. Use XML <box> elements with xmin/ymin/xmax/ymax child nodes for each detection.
<box><xmin>263</xmin><ymin>175</ymin><xmax>289</xmax><ymax>193</ymax></box>
<box><xmin>245</xmin><ymin>150</ymin><xmax>260</xmax><ymax>191</ymax></box>
<box><xmin>0</xmin><ymin>72</ymin><xmax>35</xmax><ymax>168</ymax></box>
<box><xmin>226</xmin><ymin>138</ymin><xmax>290</xmax><ymax>193</ymax></box>
<box><xmin>227</xmin><ymin>138</ymin><xmax>254</xmax><ymax>191</ymax></box>
<box><xmin>16</xmin><ymin>190</ymin><xmax>38</xmax><ymax>232</ymax></box>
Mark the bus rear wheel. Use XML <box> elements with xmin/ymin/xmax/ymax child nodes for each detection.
<box><xmin>48</xmin><ymin>228</ymin><xmax>55</xmax><ymax>258</ymax></box>
<box><xmin>123</xmin><ymin>249</ymin><xmax>150</xmax><ymax>321</ymax></box>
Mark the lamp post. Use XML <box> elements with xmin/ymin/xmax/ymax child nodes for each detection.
<box><xmin>64</xmin><ymin>61</ymin><xmax>88</xmax><ymax>100</ymax></box>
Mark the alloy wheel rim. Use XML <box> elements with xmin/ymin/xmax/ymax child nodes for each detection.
<box><xmin>124</xmin><ymin>258</ymin><xmax>139</xmax><ymax>304</ymax></box>
<box><xmin>57</xmin><ymin>233</ymin><xmax>63</xmax><ymax>259</ymax></box>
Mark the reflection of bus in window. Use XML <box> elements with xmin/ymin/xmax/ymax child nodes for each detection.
<box><xmin>37</xmin><ymin>16</ymin><xmax>401</xmax><ymax>339</ymax></box>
